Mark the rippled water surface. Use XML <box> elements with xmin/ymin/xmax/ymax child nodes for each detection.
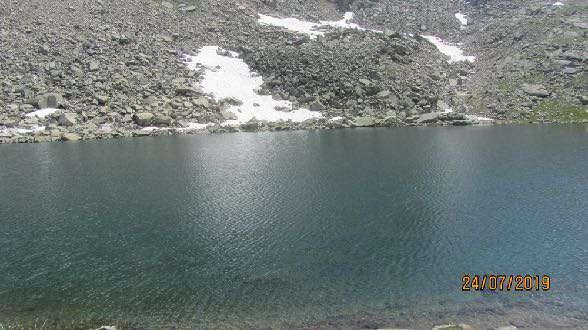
<box><xmin>0</xmin><ymin>126</ymin><xmax>587</xmax><ymax>328</ymax></box>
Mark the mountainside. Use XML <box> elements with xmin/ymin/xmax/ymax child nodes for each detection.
<box><xmin>0</xmin><ymin>0</ymin><xmax>586</xmax><ymax>143</ymax></box>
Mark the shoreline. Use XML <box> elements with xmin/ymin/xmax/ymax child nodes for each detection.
<box><xmin>1</xmin><ymin>116</ymin><xmax>586</xmax><ymax>145</ymax></box>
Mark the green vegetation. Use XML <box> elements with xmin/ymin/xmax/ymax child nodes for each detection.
<box><xmin>527</xmin><ymin>100</ymin><xmax>588</xmax><ymax>122</ymax></box>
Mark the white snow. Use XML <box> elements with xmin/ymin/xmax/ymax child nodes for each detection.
<box><xmin>421</xmin><ymin>35</ymin><xmax>475</xmax><ymax>63</ymax></box>
<box><xmin>183</xmin><ymin>46</ymin><xmax>321</xmax><ymax>125</ymax></box>
<box><xmin>455</xmin><ymin>13</ymin><xmax>468</xmax><ymax>27</ymax></box>
<box><xmin>553</xmin><ymin>2</ymin><xmax>564</xmax><ymax>6</ymax></box>
<box><xmin>467</xmin><ymin>115</ymin><xmax>494</xmax><ymax>124</ymax></box>
<box><xmin>329</xmin><ymin>116</ymin><xmax>344</xmax><ymax>121</ymax></box>
<box><xmin>258</xmin><ymin>14</ymin><xmax>325</xmax><ymax>38</ymax></box>
<box><xmin>140</xmin><ymin>126</ymin><xmax>163</xmax><ymax>132</ymax></box>
<box><xmin>0</xmin><ymin>125</ymin><xmax>45</xmax><ymax>135</ymax></box>
<box><xmin>179</xmin><ymin>122</ymin><xmax>215</xmax><ymax>130</ymax></box>
<box><xmin>258</xmin><ymin>12</ymin><xmax>380</xmax><ymax>39</ymax></box>
<box><xmin>24</xmin><ymin>108</ymin><xmax>58</xmax><ymax>118</ymax></box>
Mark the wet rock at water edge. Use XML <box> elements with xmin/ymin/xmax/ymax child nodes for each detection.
<box><xmin>352</xmin><ymin>116</ymin><xmax>376</xmax><ymax>127</ymax></box>
<box><xmin>61</xmin><ymin>132</ymin><xmax>81</xmax><ymax>141</ymax></box>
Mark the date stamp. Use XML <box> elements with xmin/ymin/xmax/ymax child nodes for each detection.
<box><xmin>462</xmin><ymin>274</ymin><xmax>551</xmax><ymax>291</ymax></box>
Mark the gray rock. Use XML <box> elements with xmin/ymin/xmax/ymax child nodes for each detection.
<box><xmin>183</xmin><ymin>5</ymin><xmax>197</xmax><ymax>12</ymax></box>
<box><xmin>61</xmin><ymin>133</ymin><xmax>81</xmax><ymax>141</ymax></box>
<box><xmin>193</xmin><ymin>97</ymin><xmax>210</xmax><ymax>108</ymax></box>
<box><xmin>59</xmin><ymin>113</ymin><xmax>77</xmax><ymax>126</ymax></box>
<box><xmin>521</xmin><ymin>84</ymin><xmax>549</xmax><ymax>97</ymax></box>
<box><xmin>153</xmin><ymin>114</ymin><xmax>172</xmax><ymax>126</ymax></box>
<box><xmin>161</xmin><ymin>1</ymin><xmax>173</xmax><ymax>10</ymax></box>
<box><xmin>352</xmin><ymin>116</ymin><xmax>376</xmax><ymax>127</ymax></box>
<box><xmin>95</xmin><ymin>94</ymin><xmax>109</xmax><ymax>105</ymax></box>
<box><xmin>376</xmin><ymin>90</ymin><xmax>391</xmax><ymax>99</ymax></box>
<box><xmin>416</xmin><ymin>112</ymin><xmax>442</xmax><ymax>124</ymax></box>
<box><xmin>221</xmin><ymin>97</ymin><xmax>243</xmax><ymax>106</ymax></box>
<box><xmin>37</xmin><ymin>93</ymin><xmax>62</xmax><ymax>109</ymax></box>
<box><xmin>309</xmin><ymin>101</ymin><xmax>325</xmax><ymax>111</ymax></box>
<box><xmin>220</xmin><ymin>109</ymin><xmax>238</xmax><ymax>120</ymax></box>
<box><xmin>562</xmin><ymin>67</ymin><xmax>582</xmax><ymax>74</ymax></box>
<box><xmin>133</xmin><ymin>112</ymin><xmax>154</xmax><ymax>126</ymax></box>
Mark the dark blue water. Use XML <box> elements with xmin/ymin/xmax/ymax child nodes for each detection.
<box><xmin>0</xmin><ymin>126</ymin><xmax>587</xmax><ymax>328</ymax></box>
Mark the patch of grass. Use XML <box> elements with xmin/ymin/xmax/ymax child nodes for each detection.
<box><xmin>527</xmin><ymin>100</ymin><xmax>588</xmax><ymax>122</ymax></box>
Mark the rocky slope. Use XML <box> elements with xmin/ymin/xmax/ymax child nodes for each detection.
<box><xmin>0</xmin><ymin>0</ymin><xmax>586</xmax><ymax>144</ymax></box>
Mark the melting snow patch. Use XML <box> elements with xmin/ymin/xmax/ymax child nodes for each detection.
<box><xmin>183</xmin><ymin>46</ymin><xmax>321</xmax><ymax>125</ymax></box>
<box><xmin>455</xmin><ymin>13</ymin><xmax>468</xmax><ymax>27</ymax></box>
<box><xmin>1</xmin><ymin>125</ymin><xmax>45</xmax><ymax>135</ymax></box>
<box><xmin>24</xmin><ymin>108</ymin><xmax>58</xmax><ymax>118</ymax></box>
<box><xmin>553</xmin><ymin>2</ymin><xmax>564</xmax><ymax>6</ymax></box>
<box><xmin>179</xmin><ymin>122</ymin><xmax>215</xmax><ymax>131</ymax></box>
<box><xmin>421</xmin><ymin>36</ymin><xmax>475</xmax><ymax>63</ymax></box>
<box><xmin>258</xmin><ymin>12</ymin><xmax>380</xmax><ymax>38</ymax></box>
<box><xmin>329</xmin><ymin>116</ymin><xmax>344</xmax><ymax>121</ymax></box>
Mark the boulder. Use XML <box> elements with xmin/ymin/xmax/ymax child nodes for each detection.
<box><xmin>416</xmin><ymin>112</ymin><xmax>442</xmax><ymax>124</ymax></box>
<box><xmin>309</xmin><ymin>101</ymin><xmax>325</xmax><ymax>111</ymax></box>
<box><xmin>133</xmin><ymin>112</ymin><xmax>154</xmax><ymax>126</ymax></box>
<box><xmin>352</xmin><ymin>116</ymin><xmax>376</xmax><ymax>127</ymax></box>
<box><xmin>193</xmin><ymin>97</ymin><xmax>210</xmax><ymax>108</ymax></box>
<box><xmin>59</xmin><ymin>113</ymin><xmax>77</xmax><ymax>126</ymax></box>
<box><xmin>221</xmin><ymin>109</ymin><xmax>238</xmax><ymax>120</ymax></box>
<box><xmin>153</xmin><ymin>114</ymin><xmax>172</xmax><ymax>126</ymax></box>
<box><xmin>61</xmin><ymin>133</ymin><xmax>81</xmax><ymax>141</ymax></box>
<box><xmin>521</xmin><ymin>84</ymin><xmax>549</xmax><ymax>97</ymax></box>
<box><xmin>37</xmin><ymin>93</ymin><xmax>62</xmax><ymax>109</ymax></box>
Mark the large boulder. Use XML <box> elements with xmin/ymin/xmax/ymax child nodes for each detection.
<box><xmin>37</xmin><ymin>93</ymin><xmax>62</xmax><ymax>109</ymax></box>
<box><xmin>352</xmin><ymin>116</ymin><xmax>376</xmax><ymax>127</ymax></box>
<box><xmin>59</xmin><ymin>113</ymin><xmax>77</xmax><ymax>126</ymax></box>
<box><xmin>61</xmin><ymin>133</ymin><xmax>81</xmax><ymax>141</ymax></box>
<box><xmin>152</xmin><ymin>114</ymin><xmax>172</xmax><ymax>127</ymax></box>
<box><xmin>133</xmin><ymin>112</ymin><xmax>154</xmax><ymax>126</ymax></box>
<box><xmin>416</xmin><ymin>112</ymin><xmax>442</xmax><ymax>124</ymax></box>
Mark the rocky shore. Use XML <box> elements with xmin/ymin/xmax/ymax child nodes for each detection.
<box><xmin>0</xmin><ymin>0</ymin><xmax>586</xmax><ymax>144</ymax></box>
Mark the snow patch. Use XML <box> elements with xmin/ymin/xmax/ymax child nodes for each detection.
<box><xmin>455</xmin><ymin>13</ymin><xmax>468</xmax><ymax>27</ymax></box>
<box><xmin>24</xmin><ymin>108</ymin><xmax>58</xmax><ymax>118</ymax></box>
<box><xmin>329</xmin><ymin>116</ymin><xmax>344</xmax><ymax>121</ymax></box>
<box><xmin>0</xmin><ymin>125</ymin><xmax>45</xmax><ymax>135</ymax></box>
<box><xmin>257</xmin><ymin>12</ymin><xmax>380</xmax><ymax>39</ymax></box>
<box><xmin>179</xmin><ymin>122</ymin><xmax>215</xmax><ymax>131</ymax></box>
<box><xmin>183</xmin><ymin>46</ymin><xmax>321</xmax><ymax>125</ymax></box>
<box><xmin>553</xmin><ymin>2</ymin><xmax>564</xmax><ymax>6</ymax></box>
<box><xmin>421</xmin><ymin>36</ymin><xmax>475</xmax><ymax>63</ymax></box>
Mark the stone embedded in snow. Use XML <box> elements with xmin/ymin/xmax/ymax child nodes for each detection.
<box><xmin>421</xmin><ymin>36</ymin><xmax>475</xmax><ymax>63</ymax></box>
<box><xmin>455</xmin><ymin>13</ymin><xmax>468</xmax><ymax>27</ymax></box>
<box><xmin>257</xmin><ymin>12</ymin><xmax>380</xmax><ymax>39</ymax></box>
<box><xmin>24</xmin><ymin>108</ymin><xmax>58</xmax><ymax>118</ymax></box>
<box><xmin>183</xmin><ymin>46</ymin><xmax>321</xmax><ymax>125</ymax></box>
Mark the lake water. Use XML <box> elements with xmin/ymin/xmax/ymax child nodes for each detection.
<box><xmin>0</xmin><ymin>126</ymin><xmax>587</xmax><ymax>328</ymax></box>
